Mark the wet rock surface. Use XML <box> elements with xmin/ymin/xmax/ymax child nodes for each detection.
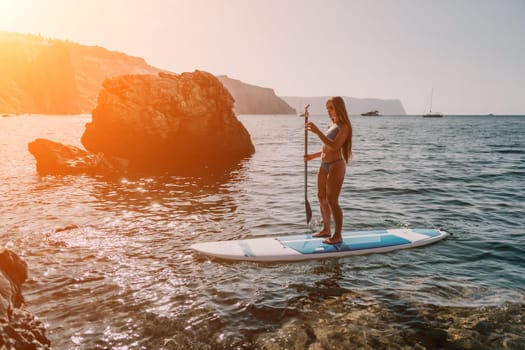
<box><xmin>28</xmin><ymin>138</ymin><xmax>128</xmax><ymax>176</ymax></box>
<box><xmin>0</xmin><ymin>248</ymin><xmax>50</xmax><ymax>349</ymax></box>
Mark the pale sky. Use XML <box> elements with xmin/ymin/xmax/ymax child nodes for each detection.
<box><xmin>1</xmin><ymin>0</ymin><xmax>524</xmax><ymax>114</ymax></box>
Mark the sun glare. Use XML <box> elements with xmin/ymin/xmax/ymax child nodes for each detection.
<box><xmin>0</xmin><ymin>1</ymin><xmax>36</xmax><ymax>32</ymax></box>
<box><xmin>0</xmin><ymin>0</ymin><xmax>24</xmax><ymax>29</ymax></box>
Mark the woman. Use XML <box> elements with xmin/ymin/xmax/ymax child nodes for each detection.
<box><xmin>305</xmin><ymin>96</ymin><xmax>352</xmax><ymax>244</ymax></box>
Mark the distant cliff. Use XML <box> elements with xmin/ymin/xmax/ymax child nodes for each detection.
<box><xmin>281</xmin><ymin>96</ymin><xmax>406</xmax><ymax>115</ymax></box>
<box><xmin>217</xmin><ymin>76</ymin><xmax>295</xmax><ymax>115</ymax></box>
<box><xmin>0</xmin><ymin>32</ymin><xmax>162</xmax><ymax>114</ymax></box>
<box><xmin>1</xmin><ymin>32</ymin><xmax>405</xmax><ymax>116</ymax></box>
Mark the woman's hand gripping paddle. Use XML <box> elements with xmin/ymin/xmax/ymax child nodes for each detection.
<box><xmin>301</xmin><ymin>104</ymin><xmax>312</xmax><ymax>224</ymax></box>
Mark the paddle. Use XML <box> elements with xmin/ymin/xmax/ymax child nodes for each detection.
<box><xmin>301</xmin><ymin>104</ymin><xmax>312</xmax><ymax>224</ymax></box>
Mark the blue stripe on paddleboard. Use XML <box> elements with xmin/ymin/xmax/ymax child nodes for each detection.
<box><xmin>413</xmin><ymin>229</ymin><xmax>441</xmax><ymax>237</ymax></box>
<box><xmin>238</xmin><ymin>241</ymin><xmax>255</xmax><ymax>257</ymax></box>
<box><xmin>282</xmin><ymin>234</ymin><xmax>411</xmax><ymax>255</ymax></box>
<box><xmin>279</xmin><ymin>230</ymin><xmax>390</xmax><ymax>243</ymax></box>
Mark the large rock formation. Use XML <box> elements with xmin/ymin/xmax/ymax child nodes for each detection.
<box><xmin>217</xmin><ymin>76</ymin><xmax>295</xmax><ymax>115</ymax></box>
<box><xmin>27</xmin><ymin>71</ymin><xmax>254</xmax><ymax>175</ymax></box>
<box><xmin>0</xmin><ymin>248</ymin><xmax>50</xmax><ymax>348</ymax></box>
<box><xmin>79</xmin><ymin>70</ymin><xmax>254</xmax><ymax>171</ymax></box>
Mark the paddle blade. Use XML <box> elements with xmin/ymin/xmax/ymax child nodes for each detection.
<box><xmin>305</xmin><ymin>199</ymin><xmax>312</xmax><ymax>224</ymax></box>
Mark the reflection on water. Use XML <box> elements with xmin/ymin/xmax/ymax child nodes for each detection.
<box><xmin>1</xmin><ymin>115</ymin><xmax>524</xmax><ymax>348</ymax></box>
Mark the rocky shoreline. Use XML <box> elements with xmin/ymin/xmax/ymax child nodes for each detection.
<box><xmin>0</xmin><ymin>248</ymin><xmax>50</xmax><ymax>349</ymax></box>
<box><xmin>254</xmin><ymin>291</ymin><xmax>525</xmax><ymax>350</ymax></box>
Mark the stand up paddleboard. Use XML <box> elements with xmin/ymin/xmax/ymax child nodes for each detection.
<box><xmin>190</xmin><ymin>228</ymin><xmax>448</xmax><ymax>262</ymax></box>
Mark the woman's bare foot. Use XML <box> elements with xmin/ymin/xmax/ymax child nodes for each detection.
<box><xmin>323</xmin><ymin>236</ymin><xmax>343</xmax><ymax>245</ymax></box>
<box><xmin>312</xmin><ymin>231</ymin><xmax>331</xmax><ymax>238</ymax></box>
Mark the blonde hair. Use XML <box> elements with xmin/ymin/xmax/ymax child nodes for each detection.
<box><xmin>328</xmin><ymin>96</ymin><xmax>352</xmax><ymax>162</ymax></box>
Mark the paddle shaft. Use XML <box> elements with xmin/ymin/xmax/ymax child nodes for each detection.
<box><xmin>304</xmin><ymin>112</ymin><xmax>308</xmax><ymax>200</ymax></box>
<box><xmin>303</xmin><ymin>104</ymin><xmax>312</xmax><ymax>224</ymax></box>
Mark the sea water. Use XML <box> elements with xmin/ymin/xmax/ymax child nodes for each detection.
<box><xmin>1</xmin><ymin>114</ymin><xmax>524</xmax><ymax>348</ymax></box>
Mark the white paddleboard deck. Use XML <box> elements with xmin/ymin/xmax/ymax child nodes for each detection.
<box><xmin>190</xmin><ymin>228</ymin><xmax>448</xmax><ymax>262</ymax></box>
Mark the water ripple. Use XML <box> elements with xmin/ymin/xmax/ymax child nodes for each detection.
<box><xmin>1</xmin><ymin>115</ymin><xmax>524</xmax><ymax>348</ymax></box>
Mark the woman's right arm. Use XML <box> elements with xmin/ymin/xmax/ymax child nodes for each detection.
<box><xmin>304</xmin><ymin>152</ymin><xmax>322</xmax><ymax>161</ymax></box>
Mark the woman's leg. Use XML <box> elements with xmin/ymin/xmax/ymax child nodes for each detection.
<box><xmin>312</xmin><ymin>167</ymin><xmax>331</xmax><ymax>237</ymax></box>
<box><xmin>323</xmin><ymin>161</ymin><xmax>346</xmax><ymax>244</ymax></box>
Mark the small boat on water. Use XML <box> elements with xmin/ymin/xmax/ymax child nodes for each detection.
<box><xmin>422</xmin><ymin>89</ymin><xmax>443</xmax><ymax>118</ymax></box>
<box><xmin>422</xmin><ymin>111</ymin><xmax>443</xmax><ymax>118</ymax></box>
<box><xmin>361</xmin><ymin>110</ymin><xmax>380</xmax><ymax>116</ymax></box>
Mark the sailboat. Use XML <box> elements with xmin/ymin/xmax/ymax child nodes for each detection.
<box><xmin>422</xmin><ymin>88</ymin><xmax>444</xmax><ymax>118</ymax></box>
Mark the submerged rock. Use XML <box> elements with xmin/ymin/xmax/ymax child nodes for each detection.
<box><xmin>28</xmin><ymin>138</ymin><xmax>128</xmax><ymax>176</ymax></box>
<box><xmin>81</xmin><ymin>70</ymin><xmax>255</xmax><ymax>171</ymax></box>
<box><xmin>255</xmin><ymin>292</ymin><xmax>525</xmax><ymax>350</ymax></box>
<box><xmin>0</xmin><ymin>248</ymin><xmax>50</xmax><ymax>348</ymax></box>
